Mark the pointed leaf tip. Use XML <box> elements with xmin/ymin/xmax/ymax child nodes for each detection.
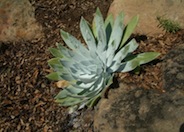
<box><xmin>49</xmin><ymin>47</ymin><xmax>63</xmax><ymax>58</ymax></box>
<box><xmin>121</xmin><ymin>15</ymin><xmax>139</xmax><ymax>47</ymax></box>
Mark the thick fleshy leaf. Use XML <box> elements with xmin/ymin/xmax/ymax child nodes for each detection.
<box><xmin>92</xmin><ymin>8</ymin><xmax>107</xmax><ymax>63</ymax></box>
<box><xmin>55</xmin><ymin>89</ymin><xmax>69</xmax><ymax>99</ymax></box>
<box><xmin>105</xmin><ymin>13</ymin><xmax>114</xmax><ymax>28</ymax></box>
<box><xmin>107</xmin><ymin>39</ymin><xmax>139</xmax><ymax>71</ymax></box>
<box><xmin>57</xmin><ymin>43</ymin><xmax>87</xmax><ymax>60</ymax></box>
<box><xmin>55</xmin><ymin>86</ymin><xmax>83</xmax><ymax>99</ymax></box>
<box><xmin>46</xmin><ymin>72</ymin><xmax>62</xmax><ymax>81</ymax></box>
<box><xmin>96</xmin><ymin>27</ymin><xmax>107</xmax><ymax>53</ymax></box>
<box><xmin>56</xmin><ymin>43</ymin><xmax>76</xmax><ymax>59</ymax></box>
<box><xmin>76</xmin><ymin>75</ymin><xmax>104</xmax><ymax>96</ymax></box>
<box><xmin>60</xmin><ymin>59</ymin><xmax>74</xmax><ymax>69</ymax></box>
<box><xmin>83</xmin><ymin>74</ymin><xmax>112</xmax><ymax>99</ymax></box>
<box><xmin>106</xmin><ymin>13</ymin><xmax>125</xmax><ymax>65</ymax></box>
<box><xmin>60</xmin><ymin>30</ymin><xmax>91</xmax><ymax>59</ymax></box>
<box><xmin>72</xmin><ymin>82</ymin><xmax>93</xmax><ymax>90</ymax></box>
<box><xmin>86</xmin><ymin>93</ymin><xmax>101</xmax><ymax>107</ymax></box>
<box><xmin>48</xmin><ymin>58</ymin><xmax>60</xmax><ymax>65</ymax></box>
<box><xmin>72</xmin><ymin>73</ymin><xmax>98</xmax><ymax>84</ymax></box>
<box><xmin>70</xmin><ymin>61</ymin><xmax>98</xmax><ymax>75</ymax></box>
<box><xmin>117</xmin><ymin>52</ymin><xmax>160</xmax><ymax>72</ymax></box>
<box><xmin>96</xmin><ymin>40</ymin><xmax>107</xmax><ymax>64</ymax></box>
<box><xmin>80</xmin><ymin>60</ymin><xmax>101</xmax><ymax>73</ymax></box>
<box><xmin>108</xmin><ymin>12</ymin><xmax>125</xmax><ymax>50</ymax></box>
<box><xmin>75</xmin><ymin>81</ymin><xmax>96</xmax><ymax>89</ymax></box>
<box><xmin>80</xmin><ymin>17</ymin><xmax>96</xmax><ymax>52</ymax></box>
<box><xmin>120</xmin><ymin>15</ymin><xmax>139</xmax><ymax>47</ymax></box>
<box><xmin>92</xmin><ymin>8</ymin><xmax>105</xmax><ymax>39</ymax></box>
<box><xmin>131</xmin><ymin>52</ymin><xmax>160</xmax><ymax>65</ymax></box>
<box><xmin>60</xmin><ymin>73</ymin><xmax>75</xmax><ymax>82</ymax></box>
<box><xmin>48</xmin><ymin>58</ymin><xmax>65</xmax><ymax>72</ymax></box>
<box><xmin>49</xmin><ymin>48</ymin><xmax>63</xmax><ymax>58</ymax></box>
<box><xmin>104</xmin><ymin>14</ymin><xmax>113</xmax><ymax>43</ymax></box>
<box><xmin>71</xmin><ymin>64</ymin><xmax>91</xmax><ymax>75</ymax></box>
<box><xmin>85</xmin><ymin>88</ymin><xmax>102</xmax><ymax>99</ymax></box>
<box><xmin>117</xmin><ymin>60</ymin><xmax>138</xmax><ymax>73</ymax></box>
<box><xmin>65</xmin><ymin>86</ymin><xmax>84</xmax><ymax>95</ymax></box>
<box><xmin>114</xmin><ymin>39</ymin><xmax>138</xmax><ymax>62</ymax></box>
<box><xmin>89</xmin><ymin>75</ymin><xmax>105</xmax><ymax>91</ymax></box>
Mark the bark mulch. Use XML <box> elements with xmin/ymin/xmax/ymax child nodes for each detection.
<box><xmin>1</xmin><ymin>0</ymin><xmax>184</xmax><ymax>131</ymax></box>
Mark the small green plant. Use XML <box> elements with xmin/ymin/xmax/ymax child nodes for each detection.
<box><xmin>47</xmin><ymin>8</ymin><xmax>160</xmax><ymax>110</ymax></box>
<box><xmin>157</xmin><ymin>16</ymin><xmax>181</xmax><ymax>33</ymax></box>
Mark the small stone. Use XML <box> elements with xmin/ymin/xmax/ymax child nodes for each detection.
<box><xmin>15</xmin><ymin>76</ymin><xmax>21</xmax><ymax>84</ymax></box>
<box><xmin>176</xmin><ymin>73</ymin><xmax>184</xmax><ymax>80</ymax></box>
<box><xmin>41</xmin><ymin>83</ymin><xmax>46</xmax><ymax>88</ymax></box>
<box><xmin>134</xmin><ymin>90</ymin><xmax>142</xmax><ymax>98</ymax></box>
<box><xmin>129</xmin><ymin>114</ymin><xmax>136</xmax><ymax>121</ymax></box>
<box><xmin>73</xmin><ymin>119</ymin><xmax>81</xmax><ymax>128</ymax></box>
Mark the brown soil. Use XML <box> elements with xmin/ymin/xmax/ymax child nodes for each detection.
<box><xmin>1</xmin><ymin>0</ymin><xmax>184</xmax><ymax>132</ymax></box>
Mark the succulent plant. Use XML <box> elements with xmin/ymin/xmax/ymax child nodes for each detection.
<box><xmin>47</xmin><ymin>8</ymin><xmax>160</xmax><ymax>109</ymax></box>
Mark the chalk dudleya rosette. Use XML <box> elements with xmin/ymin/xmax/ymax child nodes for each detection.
<box><xmin>47</xmin><ymin>8</ymin><xmax>160</xmax><ymax>110</ymax></box>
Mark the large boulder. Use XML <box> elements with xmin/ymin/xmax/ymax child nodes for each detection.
<box><xmin>108</xmin><ymin>0</ymin><xmax>184</xmax><ymax>35</ymax></box>
<box><xmin>94</xmin><ymin>44</ymin><xmax>184</xmax><ymax>132</ymax></box>
<box><xmin>0</xmin><ymin>0</ymin><xmax>42</xmax><ymax>42</ymax></box>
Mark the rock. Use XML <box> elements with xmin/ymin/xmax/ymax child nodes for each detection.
<box><xmin>163</xmin><ymin>44</ymin><xmax>184</xmax><ymax>91</ymax></box>
<box><xmin>108</xmin><ymin>0</ymin><xmax>184</xmax><ymax>35</ymax></box>
<box><xmin>94</xmin><ymin>44</ymin><xmax>184</xmax><ymax>132</ymax></box>
<box><xmin>0</xmin><ymin>0</ymin><xmax>42</xmax><ymax>42</ymax></box>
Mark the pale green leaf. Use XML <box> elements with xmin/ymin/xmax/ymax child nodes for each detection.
<box><xmin>107</xmin><ymin>39</ymin><xmax>138</xmax><ymax>68</ymax></box>
<box><xmin>117</xmin><ymin>52</ymin><xmax>160</xmax><ymax>72</ymax></box>
<box><xmin>60</xmin><ymin>73</ymin><xmax>75</xmax><ymax>81</ymax></box>
<box><xmin>80</xmin><ymin>17</ymin><xmax>96</xmax><ymax>52</ymax></box>
<box><xmin>92</xmin><ymin>8</ymin><xmax>107</xmax><ymax>59</ymax></box>
<box><xmin>60</xmin><ymin>29</ymin><xmax>82</xmax><ymax>50</ymax></box>
<box><xmin>132</xmin><ymin>52</ymin><xmax>160</xmax><ymax>65</ymax></box>
<box><xmin>49</xmin><ymin>48</ymin><xmax>63</xmax><ymax>58</ymax></box>
<box><xmin>92</xmin><ymin>7</ymin><xmax>104</xmax><ymax>38</ymax></box>
<box><xmin>46</xmin><ymin>72</ymin><xmax>62</xmax><ymax>81</ymax></box>
<box><xmin>48</xmin><ymin>58</ymin><xmax>64</xmax><ymax>72</ymax></box>
<box><xmin>87</xmin><ymin>93</ymin><xmax>101</xmax><ymax>107</ymax></box>
<box><xmin>105</xmin><ymin>13</ymin><xmax>114</xmax><ymax>29</ymax></box>
<box><xmin>117</xmin><ymin>60</ymin><xmax>138</xmax><ymax>73</ymax></box>
<box><xmin>121</xmin><ymin>15</ymin><xmax>139</xmax><ymax>47</ymax></box>
<box><xmin>60</xmin><ymin>30</ymin><xmax>91</xmax><ymax>59</ymax></box>
<box><xmin>108</xmin><ymin>12</ymin><xmax>125</xmax><ymax>50</ymax></box>
<box><xmin>106</xmin><ymin>13</ymin><xmax>125</xmax><ymax>65</ymax></box>
<box><xmin>105</xmin><ymin>13</ymin><xmax>113</xmax><ymax>43</ymax></box>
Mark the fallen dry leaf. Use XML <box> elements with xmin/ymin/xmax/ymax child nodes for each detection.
<box><xmin>55</xmin><ymin>80</ymin><xmax>69</xmax><ymax>88</ymax></box>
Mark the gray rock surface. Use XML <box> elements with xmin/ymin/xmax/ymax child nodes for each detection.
<box><xmin>163</xmin><ymin>44</ymin><xmax>184</xmax><ymax>91</ymax></box>
<box><xmin>108</xmin><ymin>0</ymin><xmax>184</xmax><ymax>35</ymax></box>
<box><xmin>94</xmin><ymin>44</ymin><xmax>184</xmax><ymax>132</ymax></box>
<box><xmin>0</xmin><ymin>0</ymin><xmax>42</xmax><ymax>42</ymax></box>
